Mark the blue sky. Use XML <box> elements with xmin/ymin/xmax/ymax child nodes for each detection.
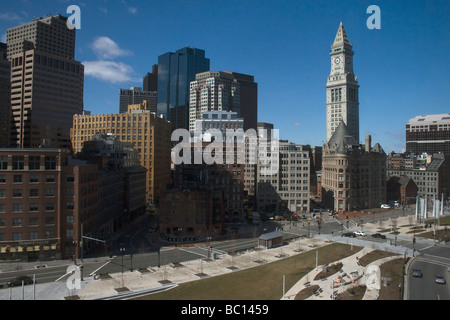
<box><xmin>1</xmin><ymin>0</ymin><xmax>449</xmax><ymax>153</ymax></box>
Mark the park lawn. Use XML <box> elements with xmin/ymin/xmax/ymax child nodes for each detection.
<box><xmin>134</xmin><ymin>242</ymin><xmax>362</xmax><ymax>300</ymax></box>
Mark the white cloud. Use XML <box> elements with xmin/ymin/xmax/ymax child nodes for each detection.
<box><xmin>128</xmin><ymin>7</ymin><xmax>138</xmax><ymax>15</ymax></box>
<box><xmin>0</xmin><ymin>12</ymin><xmax>27</xmax><ymax>22</ymax></box>
<box><xmin>91</xmin><ymin>36</ymin><xmax>133</xmax><ymax>60</ymax></box>
<box><xmin>83</xmin><ymin>60</ymin><xmax>139</xmax><ymax>84</ymax></box>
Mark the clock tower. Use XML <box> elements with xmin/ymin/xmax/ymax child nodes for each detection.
<box><xmin>326</xmin><ymin>22</ymin><xmax>360</xmax><ymax>143</ymax></box>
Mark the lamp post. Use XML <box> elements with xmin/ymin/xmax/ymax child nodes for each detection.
<box><xmin>120</xmin><ymin>247</ymin><xmax>126</xmax><ymax>288</ymax></box>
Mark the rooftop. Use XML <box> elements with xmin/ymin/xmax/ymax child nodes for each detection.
<box><xmin>407</xmin><ymin>114</ymin><xmax>450</xmax><ymax>125</ymax></box>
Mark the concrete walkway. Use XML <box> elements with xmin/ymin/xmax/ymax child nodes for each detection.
<box><xmin>1</xmin><ymin>214</ymin><xmax>434</xmax><ymax>300</ymax></box>
<box><xmin>281</xmin><ymin>247</ymin><xmax>403</xmax><ymax>300</ymax></box>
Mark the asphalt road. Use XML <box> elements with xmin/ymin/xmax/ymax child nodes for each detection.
<box><xmin>1</xmin><ymin>209</ymin><xmax>448</xmax><ymax>300</ymax></box>
<box><xmin>408</xmin><ymin>245</ymin><xmax>450</xmax><ymax>300</ymax></box>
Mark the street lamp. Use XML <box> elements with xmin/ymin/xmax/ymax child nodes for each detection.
<box><xmin>120</xmin><ymin>247</ymin><xmax>126</xmax><ymax>288</ymax></box>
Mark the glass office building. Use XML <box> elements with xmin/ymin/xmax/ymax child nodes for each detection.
<box><xmin>157</xmin><ymin>47</ymin><xmax>210</xmax><ymax>131</ymax></box>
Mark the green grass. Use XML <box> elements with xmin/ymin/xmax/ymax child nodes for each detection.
<box><xmin>133</xmin><ymin>243</ymin><xmax>362</xmax><ymax>300</ymax></box>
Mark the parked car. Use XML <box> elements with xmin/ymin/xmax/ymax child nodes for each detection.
<box><xmin>343</xmin><ymin>232</ymin><xmax>354</xmax><ymax>238</ymax></box>
<box><xmin>7</xmin><ymin>275</ymin><xmax>34</xmax><ymax>287</ymax></box>
<box><xmin>353</xmin><ymin>230</ymin><xmax>367</xmax><ymax>237</ymax></box>
<box><xmin>412</xmin><ymin>269</ymin><xmax>423</xmax><ymax>278</ymax></box>
<box><xmin>380</xmin><ymin>204</ymin><xmax>392</xmax><ymax>209</ymax></box>
<box><xmin>371</xmin><ymin>233</ymin><xmax>386</xmax><ymax>239</ymax></box>
<box><xmin>435</xmin><ymin>275</ymin><xmax>446</xmax><ymax>284</ymax></box>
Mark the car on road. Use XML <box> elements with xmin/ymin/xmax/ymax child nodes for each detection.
<box><xmin>371</xmin><ymin>233</ymin><xmax>387</xmax><ymax>239</ymax></box>
<box><xmin>380</xmin><ymin>204</ymin><xmax>392</xmax><ymax>209</ymax></box>
<box><xmin>412</xmin><ymin>269</ymin><xmax>423</xmax><ymax>278</ymax></box>
<box><xmin>7</xmin><ymin>275</ymin><xmax>34</xmax><ymax>287</ymax></box>
<box><xmin>343</xmin><ymin>232</ymin><xmax>354</xmax><ymax>238</ymax></box>
<box><xmin>435</xmin><ymin>275</ymin><xmax>446</xmax><ymax>284</ymax></box>
<box><xmin>353</xmin><ymin>230</ymin><xmax>367</xmax><ymax>237</ymax></box>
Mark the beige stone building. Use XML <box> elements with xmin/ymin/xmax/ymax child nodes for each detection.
<box><xmin>321</xmin><ymin>121</ymin><xmax>386</xmax><ymax>212</ymax></box>
<box><xmin>71</xmin><ymin>101</ymin><xmax>172</xmax><ymax>205</ymax></box>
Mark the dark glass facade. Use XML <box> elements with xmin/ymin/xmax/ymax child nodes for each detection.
<box><xmin>157</xmin><ymin>47</ymin><xmax>210</xmax><ymax>131</ymax></box>
<box><xmin>406</xmin><ymin>124</ymin><xmax>450</xmax><ymax>156</ymax></box>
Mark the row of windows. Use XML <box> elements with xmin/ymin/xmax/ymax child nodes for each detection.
<box><xmin>0</xmin><ymin>230</ymin><xmax>59</xmax><ymax>242</ymax></box>
<box><xmin>0</xmin><ymin>202</ymin><xmax>60</xmax><ymax>213</ymax></box>
<box><xmin>0</xmin><ymin>156</ymin><xmax>56</xmax><ymax>170</ymax></box>
<box><xmin>0</xmin><ymin>174</ymin><xmax>58</xmax><ymax>183</ymax></box>
<box><xmin>0</xmin><ymin>187</ymin><xmax>74</xmax><ymax>198</ymax></box>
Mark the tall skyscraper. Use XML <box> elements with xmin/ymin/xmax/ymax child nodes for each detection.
<box><xmin>225</xmin><ymin>71</ymin><xmax>258</xmax><ymax>132</ymax></box>
<box><xmin>189</xmin><ymin>70</ymin><xmax>258</xmax><ymax>133</ymax></box>
<box><xmin>326</xmin><ymin>23</ymin><xmax>359</xmax><ymax>143</ymax></box>
<box><xmin>143</xmin><ymin>64</ymin><xmax>158</xmax><ymax>92</ymax></box>
<box><xmin>189</xmin><ymin>71</ymin><xmax>240</xmax><ymax>132</ymax></box>
<box><xmin>157</xmin><ymin>47</ymin><xmax>210</xmax><ymax>131</ymax></box>
<box><xmin>7</xmin><ymin>15</ymin><xmax>84</xmax><ymax>148</ymax></box>
<box><xmin>0</xmin><ymin>43</ymin><xmax>10</xmax><ymax>147</ymax></box>
<box><xmin>119</xmin><ymin>87</ymin><xmax>157</xmax><ymax>114</ymax></box>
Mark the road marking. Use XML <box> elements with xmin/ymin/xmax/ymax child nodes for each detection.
<box><xmin>416</xmin><ymin>257</ymin><xmax>450</xmax><ymax>268</ymax></box>
<box><xmin>90</xmin><ymin>260</ymin><xmax>112</xmax><ymax>276</ymax></box>
<box><xmin>178</xmin><ymin>247</ymin><xmax>208</xmax><ymax>258</ymax></box>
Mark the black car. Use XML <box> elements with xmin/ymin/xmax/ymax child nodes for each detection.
<box><xmin>412</xmin><ymin>269</ymin><xmax>423</xmax><ymax>278</ymax></box>
<box><xmin>371</xmin><ymin>233</ymin><xmax>386</xmax><ymax>239</ymax></box>
<box><xmin>343</xmin><ymin>232</ymin><xmax>354</xmax><ymax>238</ymax></box>
<box><xmin>7</xmin><ymin>275</ymin><xmax>34</xmax><ymax>287</ymax></box>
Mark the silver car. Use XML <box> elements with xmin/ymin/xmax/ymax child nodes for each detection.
<box><xmin>435</xmin><ymin>275</ymin><xmax>446</xmax><ymax>284</ymax></box>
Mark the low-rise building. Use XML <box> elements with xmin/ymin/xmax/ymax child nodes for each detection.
<box><xmin>0</xmin><ymin>137</ymin><xmax>146</xmax><ymax>261</ymax></box>
<box><xmin>321</xmin><ymin>121</ymin><xmax>386</xmax><ymax>212</ymax></box>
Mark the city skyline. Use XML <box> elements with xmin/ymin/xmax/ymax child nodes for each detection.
<box><xmin>1</xmin><ymin>0</ymin><xmax>449</xmax><ymax>153</ymax></box>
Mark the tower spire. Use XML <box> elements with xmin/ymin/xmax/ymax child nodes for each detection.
<box><xmin>332</xmin><ymin>22</ymin><xmax>352</xmax><ymax>50</ymax></box>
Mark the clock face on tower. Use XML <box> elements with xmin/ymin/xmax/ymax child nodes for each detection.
<box><xmin>334</xmin><ymin>57</ymin><xmax>340</xmax><ymax>65</ymax></box>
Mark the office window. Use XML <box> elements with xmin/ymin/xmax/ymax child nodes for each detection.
<box><xmin>12</xmin><ymin>218</ymin><xmax>22</xmax><ymax>227</ymax></box>
<box><xmin>45</xmin><ymin>230</ymin><xmax>55</xmax><ymax>239</ymax></box>
<box><xmin>29</xmin><ymin>232</ymin><xmax>39</xmax><ymax>240</ymax></box>
<box><xmin>12</xmin><ymin>156</ymin><xmax>24</xmax><ymax>170</ymax></box>
<box><xmin>13</xmin><ymin>189</ymin><xmax>22</xmax><ymax>198</ymax></box>
<box><xmin>45</xmin><ymin>157</ymin><xmax>56</xmax><ymax>170</ymax></box>
<box><xmin>29</xmin><ymin>217</ymin><xmax>39</xmax><ymax>226</ymax></box>
<box><xmin>29</xmin><ymin>156</ymin><xmax>41</xmax><ymax>170</ymax></box>
<box><xmin>29</xmin><ymin>189</ymin><xmax>38</xmax><ymax>197</ymax></box>
<box><xmin>0</xmin><ymin>156</ymin><xmax>7</xmax><ymax>170</ymax></box>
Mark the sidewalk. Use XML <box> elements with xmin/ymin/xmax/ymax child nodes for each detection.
<box><xmin>281</xmin><ymin>247</ymin><xmax>403</xmax><ymax>300</ymax></box>
<box><xmin>0</xmin><ymin>214</ymin><xmax>431</xmax><ymax>300</ymax></box>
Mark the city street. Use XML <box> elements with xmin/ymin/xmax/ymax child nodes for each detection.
<box><xmin>1</xmin><ymin>208</ymin><xmax>448</xmax><ymax>300</ymax></box>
